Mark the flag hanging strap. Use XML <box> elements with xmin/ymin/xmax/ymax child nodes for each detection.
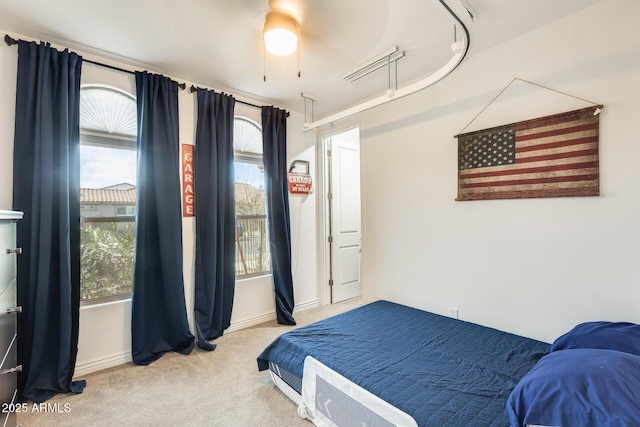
<box><xmin>455</xmin><ymin>77</ymin><xmax>603</xmax><ymax>137</ymax></box>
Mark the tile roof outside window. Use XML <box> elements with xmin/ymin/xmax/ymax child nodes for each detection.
<box><xmin>80</xmin><ymin>184</ymin><xmax>136</xmax><ymax>204</ymax></box>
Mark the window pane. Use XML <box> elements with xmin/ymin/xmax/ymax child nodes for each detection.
<box><xmin>80</xmin><ymin>143</ymin><xmax>137</xmax><ymax>301</ymax></box>
<box><xmin>234</xmin><ymin>161</ymin><xmax>265</xmax><ymax>215</ymax></box>
<box><xmin>234</xmin><ymin>158</ymin><xmax>270</xmax><ymax>277</ymax></box>
<box><xmin>80</xmin><ymin>221</ymin><xmax>135</xmax><ymax>300</ymax></box>
<box><xmin>80</xmin><ymin>145</ymin><xmax>137</xmax><ymax>188</ymax></box>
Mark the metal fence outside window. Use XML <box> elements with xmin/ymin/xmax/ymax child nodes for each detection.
<box><xmin>235</xmin><ymin>214</ymin><xmax>270</xmax><ymax>277</ymax></box>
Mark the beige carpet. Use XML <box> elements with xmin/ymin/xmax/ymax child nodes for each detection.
<box><xmin>18</xmin><ymin>299</ymin><xmax>362</xmax><ymax>427</ymax></box>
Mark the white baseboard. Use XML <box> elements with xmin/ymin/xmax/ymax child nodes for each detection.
<box><xmin>226</xmin><ymin>298</ymin><xmax>319</xmax><ymax>334</ymax></box>
<box><xmin>74</xmin><ymin>352</ymin><xmax>132</xmax><ymax>377</ymax></box>
<box><xmin>226</xmin><ymin>311</ymin><xmax>277</xmax><ymax>334</ymax></box>
<box><xmin>74</xmin><ymin>299</ymin><xmax>320</xmax><ymax>376</ymax></box>
<box><xmin>295</xmin><ymin>299</ymin><xmax>320</xmax><ymax>313</ymax></box>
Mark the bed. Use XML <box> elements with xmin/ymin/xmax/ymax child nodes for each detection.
<box><xmin>257</xmin><ymin>300</ymin><xmax>550</xmax><ymax>426</ymax></box>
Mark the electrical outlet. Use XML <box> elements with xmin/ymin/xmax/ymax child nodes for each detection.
<box><xmin>448</xmin><ymin>307</ymin><xmax>459</xmax><ymax>320</ymax></box>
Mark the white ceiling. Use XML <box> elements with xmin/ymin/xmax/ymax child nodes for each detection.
<box><xmin>0</xmin><ymin>0</ymin><xmax>604</xmax><ymax>120</ymax></box>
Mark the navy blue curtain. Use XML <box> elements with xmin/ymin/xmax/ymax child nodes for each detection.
<box><xmin>193</xmin><ymin>89</ymin><xmax>236</xmax><ymax>350</ymax></box>
<box><xmin>132</xmin><ymin>71</ymin><xmax>194</xmax><ymax>365</ymax></box>
<box><xmin>261</xmin><ymin>107</ymin><xmax>296</xmax><ymax>325</ymax></box>
<box><xmin>12</xmin><ymin>40</ymin><xmax>86</xmax><ymax>403</ymax></box>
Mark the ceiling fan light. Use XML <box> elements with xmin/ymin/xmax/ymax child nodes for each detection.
<box><xmin>263</xmin><ymin>11</ymin><xmax>298</xmax><ymax>56</ymax></box>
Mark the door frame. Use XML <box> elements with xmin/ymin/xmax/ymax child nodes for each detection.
<box><xmin>316</xmin><ymin>122</ymin><xmax>362</xmax><ymax>306</ymax></box>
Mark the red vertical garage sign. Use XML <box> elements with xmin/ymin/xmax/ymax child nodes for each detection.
<box><xmin>182</xmin><ymin>144</ymin><xmax>195</xmax><ymax>217</ymax></box>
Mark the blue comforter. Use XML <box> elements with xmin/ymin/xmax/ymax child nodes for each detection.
<box><xmin>258</xmin><ymin>301</ymin><xmax>549</xmax><ymax>426</ymax></box>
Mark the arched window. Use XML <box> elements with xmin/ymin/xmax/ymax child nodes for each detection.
<box><xmin>80</xmin><ymin>84</ymin><xmax>137</xmax><ymax>141</ymax></box>
<box><xmin>234</xmin><ymin>116</ymin><xmax>262</xmax><ymax>156</ymax></box>
<box><xmin>233</xmin><ymin>117</ymin><xmax>271</xmax><ymax>278</ymax></box>
<box><xmin>79</xmin><ymin>84</ymin><xmax>138</xmax><ymax>303</ymax></box>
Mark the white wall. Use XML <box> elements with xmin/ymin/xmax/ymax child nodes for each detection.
<box><xmin>284</xmin><ymin>111</ymin><xmax>320</xmax><ymax>309</ymax></box>
<box><xmin>358</xmin><ymin>0</ymin><xmax>640</xmax><ymax>343</ymax></box>
<box><xmin>0</xmin><ymin>32</ymin><xmax>318</xmax><ymax>375</ymax></box>
<box><xmin>0</xmin><ymin>34</ymin><xmax>17</xmax><ymax>208</ymax></box>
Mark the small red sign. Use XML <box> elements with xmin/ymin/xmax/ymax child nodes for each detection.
<box><xmin>182</xmin><ymin>144</ymin><xmax>195</xmax><ymax>217</ymax></box>
<box><xmin>288</xmin><ymin>173</ymin><xmax>312</xmax><ymax>194</ymax></box>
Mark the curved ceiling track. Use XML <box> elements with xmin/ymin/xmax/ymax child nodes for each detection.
<box><xmin>303</xmin><ymin>0</ymin><xmax>471</xmax><ymax>131</ymax></box>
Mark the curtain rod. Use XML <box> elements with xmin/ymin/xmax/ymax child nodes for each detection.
<box><xmin>4</xmin><ymin>34</ymin><xmax>187</xmax><ymax>90</ymax></box>
<box><xmin>189</xmin><ymin>85</ymin><xmax>289</xmax><ymax>116</ymax></box>
<box><xmin>3</xmin><ymin>34</ymin><xmax>289</xmax><ymax>110</ymax></box>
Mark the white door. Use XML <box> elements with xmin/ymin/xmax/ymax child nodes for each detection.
<box><xmin>328</xmin><ymin>129</ymin><xmax>362</xmax><ymax>303</ymax></box>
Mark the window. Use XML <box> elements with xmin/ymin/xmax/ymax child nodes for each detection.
<box><xmin>79</xmin><ymin>85</ymin><xmax>137</xmax><ymax>303</ymax></box>
<box><xmin>234</xmin><ymin>117</ymin><xmax>270</xmax><ymax>278</ymax></box>
<box><xmin>116</xmin><ymin>206</ymin><xmax>136</xmax><ymax>216</ymax></box>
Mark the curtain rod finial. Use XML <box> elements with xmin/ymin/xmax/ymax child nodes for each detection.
<box><xmin>4</xmin><ymin>34</ymin><xmax>18</xmax><ymax>46</ymax></box>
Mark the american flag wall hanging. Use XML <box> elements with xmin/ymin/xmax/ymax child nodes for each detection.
<box><xmin>455</xmin><ymin>106</ymin><xmax>600</xmax><ymax>201</ymax></box>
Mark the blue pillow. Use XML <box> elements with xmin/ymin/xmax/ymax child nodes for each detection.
<box><xmin>550</xmin><ymin>321</ymin><xmax>640</xmax><ymax>355</ymax></box>
<box><xmin>507</xmin><ymin>349</ymin><xmax>640</xmax><ymax>427</ymax></box>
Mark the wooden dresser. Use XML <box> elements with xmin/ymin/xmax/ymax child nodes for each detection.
<box><xmin>0</xmin><ymin>210</ymin><xmax>23</xmax><ymax>427</ymax></box>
